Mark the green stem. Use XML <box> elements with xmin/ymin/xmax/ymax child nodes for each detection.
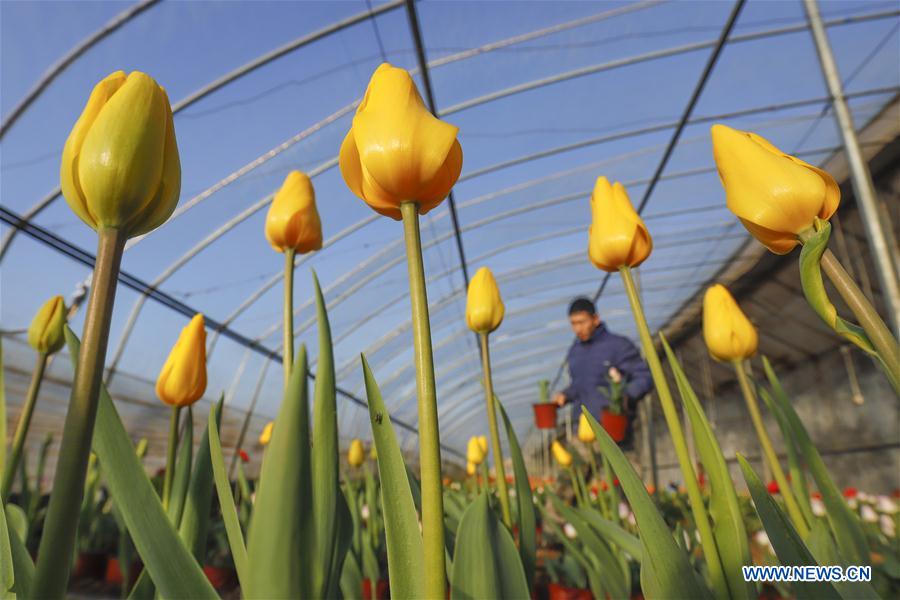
<box><xmin>733</xmin><ymin>360</ymin><xmax>810</xmax><ymax>538</ymax></box>
<box><xmin>33</xmin><ymin>227</ymin><xmax>126</xmax><ymax>598</ymax></box>
<box><xmin>619</xmin><ymin>265</ymin><xmax>729</xmax><ymax>600</ymax></box>
<box><xmin>480</xmin><ymin>461</ymin><xmax>490</xmax><ymax>496</ymax></box>
<box><xmin>283</xmin><ymin>248</ymin><xmax>296</xmax><ymax>389</ymax></box>
<box><xmin>818</xmin><ymin>246</ymin><xmax>900</xmax><ymax>389</ymax></box>
<box><xmin>400</xmin><ymin>201</ymin><xmax>445</xmax><ymax>599</ymax></box>
<box><xmin>2</xmin><ymin>352</ymin><xmax>47</xmax><ymax>499</ymax></box>
<box><xmin>587</xmin><ymin>447</ymin><xmax>609</xmax><ymax>518</ymax></box>
<box><xmin>480</xmin><ymin>333</ymin><xmax>512</xmax><ymax>529</ymax></box>
<box><xmin>162</xmin><ymin>405</ymin><xmax>182</xmax><ymax>510</ymax></box>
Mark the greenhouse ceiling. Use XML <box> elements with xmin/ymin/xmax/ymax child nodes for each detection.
<box><xmin>2</xmin><ymin>0</ymin><xmax>899</xmax><ymax>459</ymax></box>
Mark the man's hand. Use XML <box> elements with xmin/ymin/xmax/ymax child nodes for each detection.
<box><xmin>553</xmin><ymin>392</ymin><xmax>567</xmax><ymax>407</ymax></box>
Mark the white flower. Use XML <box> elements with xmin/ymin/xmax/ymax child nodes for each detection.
<box><xmin>563</xmin><ymin>523</ymin><xmax>578</xmax><ymax>539</ymax></box>
<box><xmin>618</xmin><ymin>502</ymin><xmax>630</xmax><ymax>520</ymax></box>
<box><xmin>754</xmin><ymin>530</ymin><xmax>773</xmax><ymax>553</ymax></box>
<box><xmin>361</xmin><ymin>504</ymin><xmax>370</xmax><ymax>521</ymax></box>
<box><xmin>879</xmin><ymin>515</ymin><xmax>896</xmax><ymax>538</ymax></box>
<box><xmin>876</xmin><ymin>496</ymin><xmax>898</xmax><ymax>515</ymax></box>
<box><xmin>811</xmin><ymin>498</ymin><xmax>826</xmax><ymax>517</ymax></box>
<box><xmin>847</xmin><ymin>498</ymin><xmax>858</xmax><ymax>509</ymax></box>
<box><xmin>627</xmin><ymin>512</ymin><xmax>636</xmax><ymax>526</ymax></box>
<box><xmin>861</xmin><ymin>505</ymin><xmax>878</xmax><ymax>523</ymax></box>
<box><xmin>858</xmin><ymin>492</ymin><xmax>873</xmax><ymax>503</ymax></box>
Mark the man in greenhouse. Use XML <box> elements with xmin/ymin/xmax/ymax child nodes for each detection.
<box><xmin>553</xmin><ymin>297</ymin><xmax>653</xmax><ymax>448</ymax></box>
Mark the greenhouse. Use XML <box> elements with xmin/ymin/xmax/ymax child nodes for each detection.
<box><xmin>1</xmin><ymin>0</ymin><xmax>898</xmax><ymax>598</ymax></box>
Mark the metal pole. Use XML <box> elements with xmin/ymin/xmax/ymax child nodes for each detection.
<box><xmin>804</xmin><ymin>0</ymin><xmax>900</xmax><ymax>339</ymax></box>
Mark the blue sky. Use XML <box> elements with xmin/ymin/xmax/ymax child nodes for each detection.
<box><xmin>2</xmin><ymin>0</ymin><xmax>898</xmax><ymax>454</ymax></box>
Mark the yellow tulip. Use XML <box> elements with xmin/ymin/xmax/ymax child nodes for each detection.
<box><xmin>156</xmin><ymin>314</ymin><xmax>207</xmax><ymax>407</ymax></box>
<box><xmin>466</xmin><ymin>267</ymin><xmax>505</xmax><ymax>334</ymax></box>
<box><xmin>551</xmin><ymin>440</ymin><xmax>573</xmax><ymax>468</ymax></box>
<box><xmin>265</xmin><ymin>170</ymin><xmax>323</xmax><ymax>254</ymax></box>
<box><xmin>467</xmin><ymin>436</ymin><xmax>486</xmax><ymax>465</ymax></box>
<box><xmin>466</xmin><ymin>461</ymin><xmax>476</xmax><ymax>476</ymax></box>
<box><xmin>703</xmin><ymin>284</ymin><xmax>758</xmax><ymax>361</ymax></box>
<box><xmin>710</xmin><ymin>124</ymin><xmax>840</xmax><ymax>254</ymax></box>
<box><xmin>588</xmin><ymin>177</ymin><xmax>652</xmax><ymax>272</ymax></box>
<box><xmin>339</xmin><ymin>63</ymin><xmax>463</xmax><ymax>220</ymax></box>
<box><xmin>577</xmin><ymin>413</ymin><xmax>595</xmax><ymax>443</ymax></box>
<box><xmin>60</xmin><ymin>71</ymin><xmax>180</xmax><ymax>238</ymax></box>
<box><xmin>348</xmin><ymin>439</ymin><xmax>365</xmax><ymax>467</ymax></box>
<box><xmin>28</xmin><ymin>296</ymin><xmax>66</xmax><ymax>355</ymax></box>
<box><xmin>477</xmin><ymin>435</ymin><xmax>488</xmax><ymax>456</ymax></box>
<box><xmin>259</xmin><ymin>421</ymin><xmax>274</xmax><ymax>446</ymax></box>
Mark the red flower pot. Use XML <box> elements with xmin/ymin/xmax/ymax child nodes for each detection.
<box><xmin>548</xmin><ymin>582</ymin><xmax>593</xmax><ymax>600</ymax></box>
<box><xmin>105</xmin><ymin>557</ymin><xmax>142</xmax><ymax>587</ymax></box>
<box><xmin>601</xmin><ymin>409</ymin><xmax>627</xmax><ymax>442</ymax></box>
<box><xmin>73</xmin><ymin>552</ymin><xmax>107</xmax><ymax>580</ymax></box>
<box><xmin>533</xmin><ymin>403</ymin><xmax>558</xmax><ymax>429</ymax></box>
<box><xmin>203</xmin><ymin>565</ymin><xmax>236</xmax><ymax>589</ymax></box>
<box><xmin>362</xmin><ymin>578</ymin><xmax>390</xmax><ymax>599</ymax></box>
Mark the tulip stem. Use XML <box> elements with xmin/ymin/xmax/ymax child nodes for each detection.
<box><xmin>480</xmin><ymin>333</ymin><xmax>512</xmax><ymax>529</ymax></box>
<box><xmin>283</xmin><ymin>248</ymin><xmax>296</xmax><ymax>388</ymax></box>
<box><xmin>162</xmin><ymin>405</ymin><xmax>182</xmax><ymax>510</ymax></box>
<box><xmin>619</xmin><ymin>265</ymin><xmax>729</xmax><ymax>600</ymax></box>
<box><xmin>34</xmin><ymin>227</ymin><xmax>126</xmax><ymax>597</ymax></box>
<box><xmin>732</xmin><ymin>360</ymin><xmax>810</xmax><ymax>537</ymax></box>
<box><xmin>2</xmin><ymin>352</ymin><xmax>47</xmax><ymax>499</ymax></box>
<box><xmin>399</xmin><ymin>201</ymin><xmax>445</xmax><ymax>598</ymax></box>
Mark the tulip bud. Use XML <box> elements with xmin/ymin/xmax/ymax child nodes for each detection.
<box><xmin>339</xmin><ymin>63</ymin><xmax>463</xmax><ymax>220</ymax></box>
<box><xmin>265</xmin><ymin>170</ymin><xmax>323</xmax><ymax>254</ymax></box>
<box><xmin>259</xmin><ymin>421</ymin><xmax>274</xmax><ymax>446</ymax></box>
<box><xmin>702</xmin><ymin>284</ymin><xmax>758</xmax><ymax>361</ymax></box>
<box><xmin>588</xmin><ymin>177</ymin><xmax>652</xmax><ymax>272</ymax></box>
<box><xmin>577</xmin><ymin>413</ymin><xmax>595</xmax><ymax>443</ymax></box>
<box><xmin>348</xmin><ymin>439</ymin><xmax>365</xmax><ymax>467</ymax></box>
<box><xmin>60</xmin><ymin>71</ymin><xmax>181</xmax><ymax>238</ymax></box>
<box><xmin>551</xmin><ymin>440</ymin><xmax>572</xmax><ymax>467</ymax></box>
<box><xmin>466</xmin><ymin>461</ymin><xmax>476</xmax><ymax>476</ymax></box>
<box><xmin>156</xmin><ymin>314</ymin><xmax>207</xmax><ymax>407</ymax></box>
<box><xmin>467</xmin><ymin>436</ymin><xmax>486</xmax><ymax>465</ymax></box>
<box><xmin>466</xmin><ymin>267</ymin><xmax>504</xmax><ymax>334</ymax></box>
<box><xmin>28</xmin><ymin>295</ymin><xmax>66</xmax><ymax>355</ymax></box>
<box><xmin>710</xmin><ymin>124</ymin><xmax>840</xmax><ymax>254</ymax></box>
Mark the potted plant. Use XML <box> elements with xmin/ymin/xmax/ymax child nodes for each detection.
<box><xmin>533</xmin><ymin>379</ymin><xmax>558</xmax><ymax>429</ymax></box>
<box><xmin>599</xmin><ymin>367</ymin><xmax>628</xmax><ymax>442</ymax></box>
<box><xmin>203</xmin><ymin>518</ymin><xmax>237</xmax><ymax>590</ymax></box>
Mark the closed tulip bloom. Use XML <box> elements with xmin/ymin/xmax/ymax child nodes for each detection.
<box><xmin>577</xmin><ymin>413</ymin><xmax>595</xmax><ymax>443</ymax></box>
<box><xmin>467</xmin><ymin>436</ymin><xmax>486</xmax><ymax>465</ymax></box>
<box><xmin>466</xmin><ymin>461</ymin><xmax>476</xmax><ymax>476</ymax></box>
<box><xmin>588</xmin><ymin>177</ymin><xmax>653</xmax><ymax>272</ymax></box>
<box><xmin>259</xmin><ymin>421</ymin><xmax>274</xmax><ymax>446</ymax></box>
<box><xmin>339</xmin><ymin>63</ymin><xmax>463</xmax><ymax>220</ymax></box>
<box><xmin>28</xmin><ymin>295</ymin><xmax>66</xmax><ymax>355</ymax></box>
<box><xmin>466</xmin><ymin>267</ymin><xmax>505</xmax><ymax>334</ymax></box>
<box><xmin>61</xmin><ymin>71</ymin><xmax>180</xmax><ymax>238</ymax></box>
<box><xmin>703</xmin><ymin>284</ymin><xmax>758</xmax><ymax>361</ymax></box>
<box><xmin>477</xmin><ymin>435</ymin><xmax>488</xmax><ymax>456</ymax></box>
<box><xmin>551</xmin><ymin>441</ymin><xmax>573</xmax><ymax>468</ymax></box>
<box><xmin>265</xmin><ymin>170</ymin><xmax>323</xmax><ymax>253</ymax></box>
<box><xmin>156</xmin><ymin>314</ymin><xmax>207</xmax><ymax>407</ymax></box>
<box><xmin>348</xmin><ymin>439</ymin><xmax>365</xmax><ymax>467</ymax></box>
<box><xmin>711</xmin><ymin>124</ymin><xmax>840</xmax><ymax>254</ymax></box>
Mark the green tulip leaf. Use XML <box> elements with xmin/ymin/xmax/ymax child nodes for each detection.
<box><xmin>661</xmin><ymin>334</ymin><xmax>754</xmax><ymax>600</ymax></box>
<box><xmin>737</xmin><ymin>455</ymin><xmax>842</xmax><ymax>600</ymax></box>
<box><xmin>578</xmin><ymin>509</ymin><xmax>642</xmax><ymax>561</ymax></box>
<box><xmin>538</xmin><ymin>504</ymin><xmax>606</xmax><ymax>599</ymax></box>
<box><xmin>496</xmin><ymin>397</ymin><xmax>536</xmax><ymax>591</ymax></box>
<box><xmin>450</xmin><ymin>493</ymin><xmax>529</xmax><ymax>600</ymax></box>
<box><xmin>583</xmin><ymin>407</ymin><xmax>711</xmax><ymax>600</ymax></box>
<box><xmin>361</xmin><ymin>354</ymin><xmax>425</xmax><ymax>600</ymax></box>
<box><xmin>806</xmin><ymin>520</ymin><xmax>880</xmax><ymax>600</ymax></box>
<box><xmin>3</xmin><ymin>502</ymin><xmax>33</xmax><ymax>598</ymax></box>
<box><xmin>180</xmin><ymin>397</ymin><xmax>222</xmax><ymax>562</ymax></box>
<box><xmin>1</xmin><ymin>492</ymin><xmax>13</xmax><ymax>594</ymax></box>
<box><xmin>63</xmin><ymin>327</ymin><xmax>217</xmax><ymax>599</ymax></box>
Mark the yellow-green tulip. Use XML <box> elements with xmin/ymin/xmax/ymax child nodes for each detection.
<box><xmin>156</xmin><ymin>314</ymin><xmax>207</xmax><ymax>407</ymax></box>
<box><xmin>710</xmin><ymin>124</ymin><xmax>840</xmax><ymax>254</ymax></box>
<box><xmin>588</xmin><ymin>177</ymin><xmax>652</xmax><ymax>272</ymax></box>
<box><xmin>577</xmin><ymin>413</ymin><xmax>595</xmax><ymax>443</ymax></box>
<box><xmin>339</xmin><ymin>63</ymin><xmax>463</xmax><ymax>220</ymax></box>
<box><xmin>60</xmin><ymin>71</ymin><xmax>180</xmax><ymax>238</ymax></box>
<box><xmin>467</xmin><ymin>436</ymin><xmax>486</xmax><ymax>465</ymax></box>
<box><xmin>259</xmin><ymin>421</ymin><xmax>274</xmax><ymax>446</ymax></box>
<box><xmin>703</xmin><ymin>284</ymin><xmax>758</xmax><ymax>361</ymax></box>
<box><xmin>466</xmin><ymin>461</ymin><xmax>476</xmax><ymax>476</ymax></box>
<box><xmin>551</xmin><ymin>440</ymin><xmax>573</xmax><ymax>468</ymax></box>
<box><xmin>466</xmin><ymin>266</ymin><xmax>504</xmax><ymax>334</ymax></box>
<box><xmin>348</xmin><ymin>439</ymin><xmax>365</xmax><ymax>467</ymax></box>
<box><xmin>28</xmin><ymin>295</ymin><xmax>66</xmax><ymax>355</ymax></box>
<box><xmin>265</xmin><ymin>170</ymin><xmax>323</xmax><ymax>254</ymax></box>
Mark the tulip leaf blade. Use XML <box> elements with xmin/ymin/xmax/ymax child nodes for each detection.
<box><xmin>496</xmin><ymin>396</ymin><xmax>537</xmax><ymax>592</ymax></box>
<box><xmin>578</xmin><ymin>509</ymin><xmax>642</xmax><ymax>561</ymax></box>
<box><xmin>63</xmin><ymin>327</ymin><xmax>217</xmax><ymax>600</ymax></box>
<box><xmin>737</xmin><ymin>455</ymin><xmax>842</xmax><ymax>600</ymax></box>
<box><xmin>361</xmin><ymin>354</ymin><xmax>425</xmax><ymax>600</ymax></box>
<box><xmin>583</xmin><ymin>407</ymin><xmax>711</xmax><ymax>600</ymax></box>
<box><xmin>1</xmin><ymin>491</ymin><xmax>13</xmax><ymax>594</ymax></box>
<box><xmin>661</xmin><ymin>334</ymin><xmax>754</xmax><ymax>600</ymax></box>
<box><xmin>180</xmin><ymin>397</ymin><xmax>222</xmax><ymax>562</ymax></box>
<box><xmin>3</xmin><ymin>502</ymin><xmax>33</xmax><ymax>598</ymax></box>
<box><xmin>450</xmin><ymin>493</ymin><xmax>529</xmax><ymax>600</ymax></box>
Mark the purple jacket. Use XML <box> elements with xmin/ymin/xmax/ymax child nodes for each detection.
<box><xmin>562</xmin><ymin>324</ymin><xmax>653</xmax><ymax>419</ymax></box>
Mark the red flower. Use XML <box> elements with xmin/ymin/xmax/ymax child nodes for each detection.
<box><xmin>698</xmin><ymin>472</ymin><xmax>707</xmax><ymax>487</ymax></box>
<box><xmin>239</xmin><ymin>449</ymin><xmax>249</xmax><ymax>463</ymax></box>
<box><xmin>613</xmin><ymin>478</ymin><xmax>620</xmax><ymax>487</ymax></box>
<box><xmin>811</xmin><ymin>492</ymin><xmax>822</xmax><ymax>500</ymax></box>
<box><xmin>600</xmin><ymin>480</ymin><xmax>609</xmax><ymax>492</ymax></box>
<box><xmin>767</xmin><ymin>481</ymin><xmax>779</xmax><ymax>494</ymax></box>
<box><xmin>590</xmin><ymin>484</ymin><xmax>599</xmax><ymax>495</ymax></box>
<box><xmin>843</xmin><ymin>487</ymin><xmax>857</xmax><ymax>499</ymax></box>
